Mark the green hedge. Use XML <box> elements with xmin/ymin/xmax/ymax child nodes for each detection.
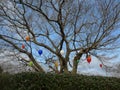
<box><xmin>0</xmin><ymin>72</ymin><xmax>120</xmax><ymax>90</ymax></box>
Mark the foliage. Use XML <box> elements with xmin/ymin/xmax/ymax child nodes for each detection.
<box><xmin>0</xmin><ymin>66</ymin><xmax>3</xmax><ymax>74</ymax></box>
<box><xmin>0</xmin><ymin>72</ymin><xmax>120</xmax><ymax>90</ymax></box>
<box><xmin>0</xmin><ymin>73</ymin><xmax>13</xmax><ymax>90</ymax></box>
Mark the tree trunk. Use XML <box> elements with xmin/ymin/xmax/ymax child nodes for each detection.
<box><xmin>71</xmin><ymin>50</ymin><xmax>83</xmax><ymax>74</ymax></box>
<box><xmin>59</xmin><ymin>58</ymin><xmax>69</xmax><ymax>74</ymax></box>
<box><xmin>63</xmin><ymin>61</ymin><xmax>69</xmax><ymax>74</ymax></box>
<box><xmin>72</xmin><ymin>59</ymin><xmax>78</xmax><ymax>74</ymax></box>
<box><xmin>59</xmin><ymin>59</ymin><xmax>64</xmax><ymax>73</ymax></box>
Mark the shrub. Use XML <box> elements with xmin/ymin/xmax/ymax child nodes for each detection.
<box><xmin>0</xmin><ymin>73</ymin><xmax>13</xmax><ymax>90</ymax></box>
<box><xmin>0</xmin><ymin>72</ymin><xmax>120</xmax><ymax>90</ymax></box>
<box><xmin>0</xmin><ymin>66</ymin><xmax>3</xmax><ymax>74</ymax></box>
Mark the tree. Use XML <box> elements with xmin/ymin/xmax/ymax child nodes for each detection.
<box><xmin>0</xmin><ymin>0</ymin><xmax>120</xmax><ymax>74</ymax></box>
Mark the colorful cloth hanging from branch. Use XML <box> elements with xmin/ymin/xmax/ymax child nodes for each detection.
<box><xmin>100</xmin><ymin>64</ymin><xmax>102</xmax><ymax>68</ymax></box>
<box><xmin>60</xmin><ymin>50</ymin><xmax>64</xmax><ymax>55</ymax></box>
<box><xmin>54</xmin><ymin>61</ymin><xmax>59</xmax><ymax>68</ymax></box>
<box><xmin>25</xmin><ymin>36</ymin><xmax>30</xmax><ymax>41</ymax></box>
<box><xmin>28</xmin><ymin>61</ymin><xmax>33</xmax><ymax>66</ymax></box>
<box><xmin>38</xmin><ymin>49</ymin><xmax>43</xmax><ymax>55</ymax></box>
<box><xmin>21</xmin><ymin>44</ymin><xmax>25</xmax><ymax>49</ymax></box>
<box><xmin>77</xmin><ymin>60</ymin><xmax>79</xmax><ymax>63</ymax></box>
<box><xmin>86</xmin><ymin>55</ymin><xmax>91</xmax><ymax>64</ymax></box>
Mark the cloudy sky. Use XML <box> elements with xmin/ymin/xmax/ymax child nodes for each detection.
<box><xmin>0</xmin><ymin>0</ymin><xmax>120</xmax><ymax>77</ymax></box>
<box><xmin>77</xmin><ymin>50</ymin><xmax>120</xmax><ymax>77</ymax></box>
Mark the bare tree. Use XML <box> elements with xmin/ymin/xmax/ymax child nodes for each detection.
<box><xmin>0</xmin><ymin>0</ymin><xmax>120</xmax><ymax>74</ymax></box>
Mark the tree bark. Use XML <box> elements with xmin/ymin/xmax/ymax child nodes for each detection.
<box><xmin>71</xmin><ymin>49</ymin><xmax>83</xmax><ymax>74</ymax></box>
<box><xmin>63</xmin><ymin>61</ymin><xmax>69</xmax><ymax>74</ymax></box>
<box><xmin>60</xmin><ymin>60</ymin><xmax>64</xmax><ymax>73</ymax></box>
<box><xmin>59</xmin><ymin>57</ymin><xmax>69</xmax><ymax>74</ymax></box>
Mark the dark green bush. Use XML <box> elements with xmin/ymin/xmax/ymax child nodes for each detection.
<box><xmin>0</xmin><ymin>72</ymin><xmax>120</xmax><ymax>90</ymax></box>
<box><xmin>0</xmin><ymin>66</ymin><xmax>3</xmax><ymax>74</ymax></box>
<box><xmin>0</xmin><ymin>73</ymin><xmax>13</xmax><ymax>90</ymax></box>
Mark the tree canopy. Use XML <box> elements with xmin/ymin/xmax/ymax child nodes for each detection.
<box><xmin>0</xmin><ymin>0</ymin><xmax>120</xmax><ymax>74</ymax></box>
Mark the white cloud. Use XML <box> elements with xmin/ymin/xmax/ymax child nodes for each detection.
<box><xmin>77</xmin><ymin>55</ymin><xmax>120</xmax><ymax>77</ymax></box>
